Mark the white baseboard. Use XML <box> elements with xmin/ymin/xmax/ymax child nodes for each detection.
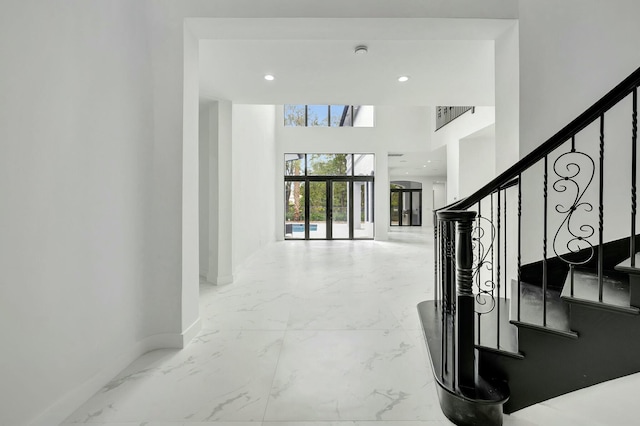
<box><xmin>181</xmin><ymin>317</ymin><xmax>202</xmax><ymax>347</ymax></box>
<box><xmin>216</xmin><ymin>274</ymin><xmax>234</xmax><ymax>285</ymax></box>
<box><xmin>29</xmin><ymin>321</ymin><xmax>201</xmax><ymax>426</ymax></box>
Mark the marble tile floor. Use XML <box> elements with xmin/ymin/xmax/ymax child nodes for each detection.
<box><xmin>63</xmin><ymin>227</ymin><xmax>640</xmax><ymax>426</ymax></box>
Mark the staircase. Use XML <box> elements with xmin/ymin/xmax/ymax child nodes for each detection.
<box><xmin>418</xmin><ymin>67</ymin><xmax>640</xmax><ymax>425</ymax></box>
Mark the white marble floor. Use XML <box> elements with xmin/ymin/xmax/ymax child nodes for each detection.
<box><xmin>63</xmin><ymin>228</ymin><xmax>640</xmax><ymax>426</ymax></box>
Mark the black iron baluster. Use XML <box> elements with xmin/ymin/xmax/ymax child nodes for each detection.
<box><xmin>632</xmin><ymin>87</ymin><xmax>638</xmax><ymax>267</ymax></box>
<box><xmin>497</xmin><ymin>190</ymin><xmax>501</xmax><ymax>347</ymax></box>
<box><xmin>570</xmin><ymin>264</ymin><xmax>575</xmax><ymax>296</ymax></box>
<box><xmin>491</xmin><ymin>193</ymin><xmax>494</xmax><ymax>299</ymax></box>
<box><xmin>599</xmin><ymin>115</ymin><xmax>605</xmax><ymax>301</ymax></box>
<box><xmin>570</xmin><ymin>136</ymin><xmax>576</xmax><ymax>297</ymax></box>
<box><xmin>518</xmin><ymin>175</ymin><xmax>522</xmax><ymax>321</ymax></box>
<box><xmin>434</xmin><ymin>213</ymin><xmax>439</xmax><ymax>304</ymax></box>
<box><xmin>477</xmin><ymin>201</ymin><xmax>482</xmax><ymax>345</ymax></box>
<box><xmin>543</xmin><ymin>155</ymin><xmax>548</xmax><ymax>326</ymax></box>
<box><xmin>441</xmin><ymin>219</ymin><xmax>445</xmax><ymax>304</ymax></box>
<box><xmin>504</xmin><ymin>188</ymin><xmax>508</xmax><ymax>301</ymax></box>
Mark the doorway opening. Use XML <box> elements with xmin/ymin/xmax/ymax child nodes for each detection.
<box><xmin>390</xmin><ymin>181</ymin><xmax>422</xmax><ymax>226</ymax></box>
<box><xmin>285</xmin><ymin>154</ymin><xmax>374</xmax><ymax>240</ymax></box>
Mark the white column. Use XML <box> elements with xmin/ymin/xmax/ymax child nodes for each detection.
<box><xmin>215</xmin><ymin>100</ymin><xmax>233</xmax><ymax>284</ymax></box>
<box><xmin>205</xmin><ymin>102</ymin><xmax>219</xmax><ymax>283</ymax></box>
<box><xmin>374</xmin><ymin>153</ymin><xmax>389</xmax><ymax>240</ymax></box>
<box><xmin>181</xmin><ymin>27</ymin><xmax>201</xmax><ymax>339</ymax></box>
<box><xmin>354</xmin><ymin>182</ymin><xmax>363</xmax><ymax>230</ymax></box>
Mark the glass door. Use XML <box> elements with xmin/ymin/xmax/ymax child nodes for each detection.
<box><xmin>390</xmin><ymin>191</ymin><xmax>400</xmax><ymax>226</ymax></box>
<box><xmin>411</xmin><ymin>191</ymin><xmax>422</xmax><ymax>226</ymax></box>
<box><xmin>285</xmin><ymin>180</ymin><xmax>305</xmax><ymax>239</ymax></box>
<box><xmin>390</xmin><ymin>188</ymin><xmax>422</xmax><ymax>226</ymax></box>
<box><xmin>330</xmin><ymin>181</ymin><xmax>350</xmax><ymax>239</ymax></box>
<box><xmin>284</xmin><ymin>153</ymin><xmax>374</xmax><ymax>240</ymax></box>
<box><xmin>402</xmin><ymin>192</ymin><xmax>412</xmax><ymax>226</ymax></box>
<box><xmin>308</xmin><ymin>181</ymin><xmax>327</xmax><ymax>239</ymax></box>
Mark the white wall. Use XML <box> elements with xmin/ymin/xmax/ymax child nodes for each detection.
<box><xmin>432</xmin><ymin>107</ymin><xmax>495</xmax><ymax>202</ymax></box>
<box><xmin>276</xmin><ymin>105</ymin><xmax>431</xmax><ymax>240</ymax></box>
<box><xmin>494</xmin><ymin>21</ymin><xmax>519</xmax><ymax>175</ymax></box>
<box><xmin>0</xmin><ymin>1</ymin><xmax>158</xmax><ymax>425</ymax></box>
<box><xmin>518</xmin><ymin>0</ymin><xmax>640</xmax><ymax>157</ymax></box>
<box><xmin>433</xmin><ymin>181</ymin><xmax>448</xmax><ymax>210</ymax></box>
<box><xmin>232</xmin><ymin>105</ymin><xmax>278</xmax><ymax>270</ymax></box>
<box><xmin>459</xmin><ymin>128</ymin><xmax>496</xmax><ymax>198</ymax></box>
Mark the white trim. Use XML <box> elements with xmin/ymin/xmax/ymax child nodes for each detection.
<box><xmin>181</xmin><ymin>317</ymin><xmax>202</xmax><ymax>347</ymax></box>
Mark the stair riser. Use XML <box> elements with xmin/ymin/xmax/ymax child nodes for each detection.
<box><xmin>479</xmin><ymin>303</ymin><xmax>640</xmax><ymax>413</ymax></box>
<box><xmin>628</xmin><ymin>274</ymin><xmax>640</xmax><ymax>308</ymax></box>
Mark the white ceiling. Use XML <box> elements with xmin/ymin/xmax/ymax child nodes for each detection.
<box><xmin>388</xmin><ymin>146</ymin><xmax>447</xmax><ymax>178</ymax></box>
<box><xmin>195</xmin><ymin>18</ymin><xmax>513</xmax><ymax>106</ymax></box>
<box><xmin>199</xmin><ymin>39</ymin><xmax>495</xmax><ymax>105</ymax></box>
<box><xmin>194</xmin><ymin>17</ymin><xmax>512</xmax><ymax>177</ymax></box>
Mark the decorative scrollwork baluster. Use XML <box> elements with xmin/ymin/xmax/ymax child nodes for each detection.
<box><xmin>471</xmin><ymin>206</ymin><xmax>496</xmax><ymax>315</ymax></box>
<box><xmin>552</xmin><ymin>142</ymin><xmax>596</xmax><ymax>265</ymax></box>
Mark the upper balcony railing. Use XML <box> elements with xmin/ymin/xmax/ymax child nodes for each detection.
<box><xmin>435</xmin><ymin>106</ymin><xmax>474</xmax><ymax>131</ymax></box>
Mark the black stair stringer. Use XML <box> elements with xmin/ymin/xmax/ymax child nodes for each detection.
<box><xmin>418</xmin><ymin>301</ymin><xmax>508</xmax><ymax>425</ymax></box>
<box><xmin>478</xmin><ymin>302</ymin><xmax>640</xmax><ymax>413</ymax></box>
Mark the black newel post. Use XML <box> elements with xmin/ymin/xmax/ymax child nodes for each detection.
<box><xmin>455</xmin><ymin>211</ymin><xmax>477</xmax><ymax>394</ymax></box>
<box><xmin>438</xmin><ymin>210</ymin><xmax>477</xmax><ymax>394</ymax></box>
<box><xmin>443</xmin><ymin>220</ymin><xmax>456</xmax><ymax>313</ymax></box>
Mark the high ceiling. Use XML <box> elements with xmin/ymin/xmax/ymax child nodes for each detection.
<box><xmin>194</xmin><ymin>17</ymin><xmax>512</xmax><ymax>178</ymax></box>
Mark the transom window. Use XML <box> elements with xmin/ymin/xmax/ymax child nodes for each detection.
<box><xmin>284</xmin><ymin>105</ymin><xmax>374</xmax><ymax>127</ymax></box>
<box><xmin>285</xmin><ymin>153</ymin><xmax>375</xmax><ymax>176</ymax></box>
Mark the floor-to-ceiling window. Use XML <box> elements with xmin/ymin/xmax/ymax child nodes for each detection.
<box><xmin>390</xmin><ymin>181</ymin><xmax>422</xmax><ymax>226</ymax></box>
<box><xmin>285</xmin><ymin>154</ymin><xmax>374</xmax><ymax>240</ymax></box>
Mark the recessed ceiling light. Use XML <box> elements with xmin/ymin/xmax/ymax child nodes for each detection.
<box><xmin>427</xmin><ymin>160</ymin><xmax>432</xmax><ymax>163</ymax></box>
<box><xmin>398</xmin><ymin>76</ymin><xmax>409</xmax><ymax>82</ymax></box>
<box><xmin>264</xmin><ymin>74</ymin><xmax>275</xmax><ymax>81</ymax></box>
<box><xmin>354</xmin><ymin>45</ymin><xmax>368</xmax><ymax>55</ymax></box>
<box><xmin>405</xmin><ymin>172</ymin><xmax>409</xmax><ymax>174</ymax></box>
<box><xmin>423</xmin><ymin>165</ymin><xmax>427</xmax><ymax>167</ymax></box>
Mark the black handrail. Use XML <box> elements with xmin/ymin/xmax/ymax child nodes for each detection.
<box><xmin>448</xmin><ymin>66</ymin><xmax>640</xmax><ymax>212</ymax></box>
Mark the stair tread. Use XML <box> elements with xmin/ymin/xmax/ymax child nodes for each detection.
<box><xmin>511</xmin><ymin>279</ymin><xmax>575</xmax><ymax>335</ymax></box>
<box><xmin>475</xmin><ymin>295</ymin><xmax>520</xmax><ymax>355</ymax></box>
<box><xmin>560</xmin><ymin>268</ymin><xmax>639</xmax><ymax>314</ymax></box>
<box><xmin>614</xmin><ymin>253</ymin><xmax>640</xmax><ymax>274</ymax></box>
